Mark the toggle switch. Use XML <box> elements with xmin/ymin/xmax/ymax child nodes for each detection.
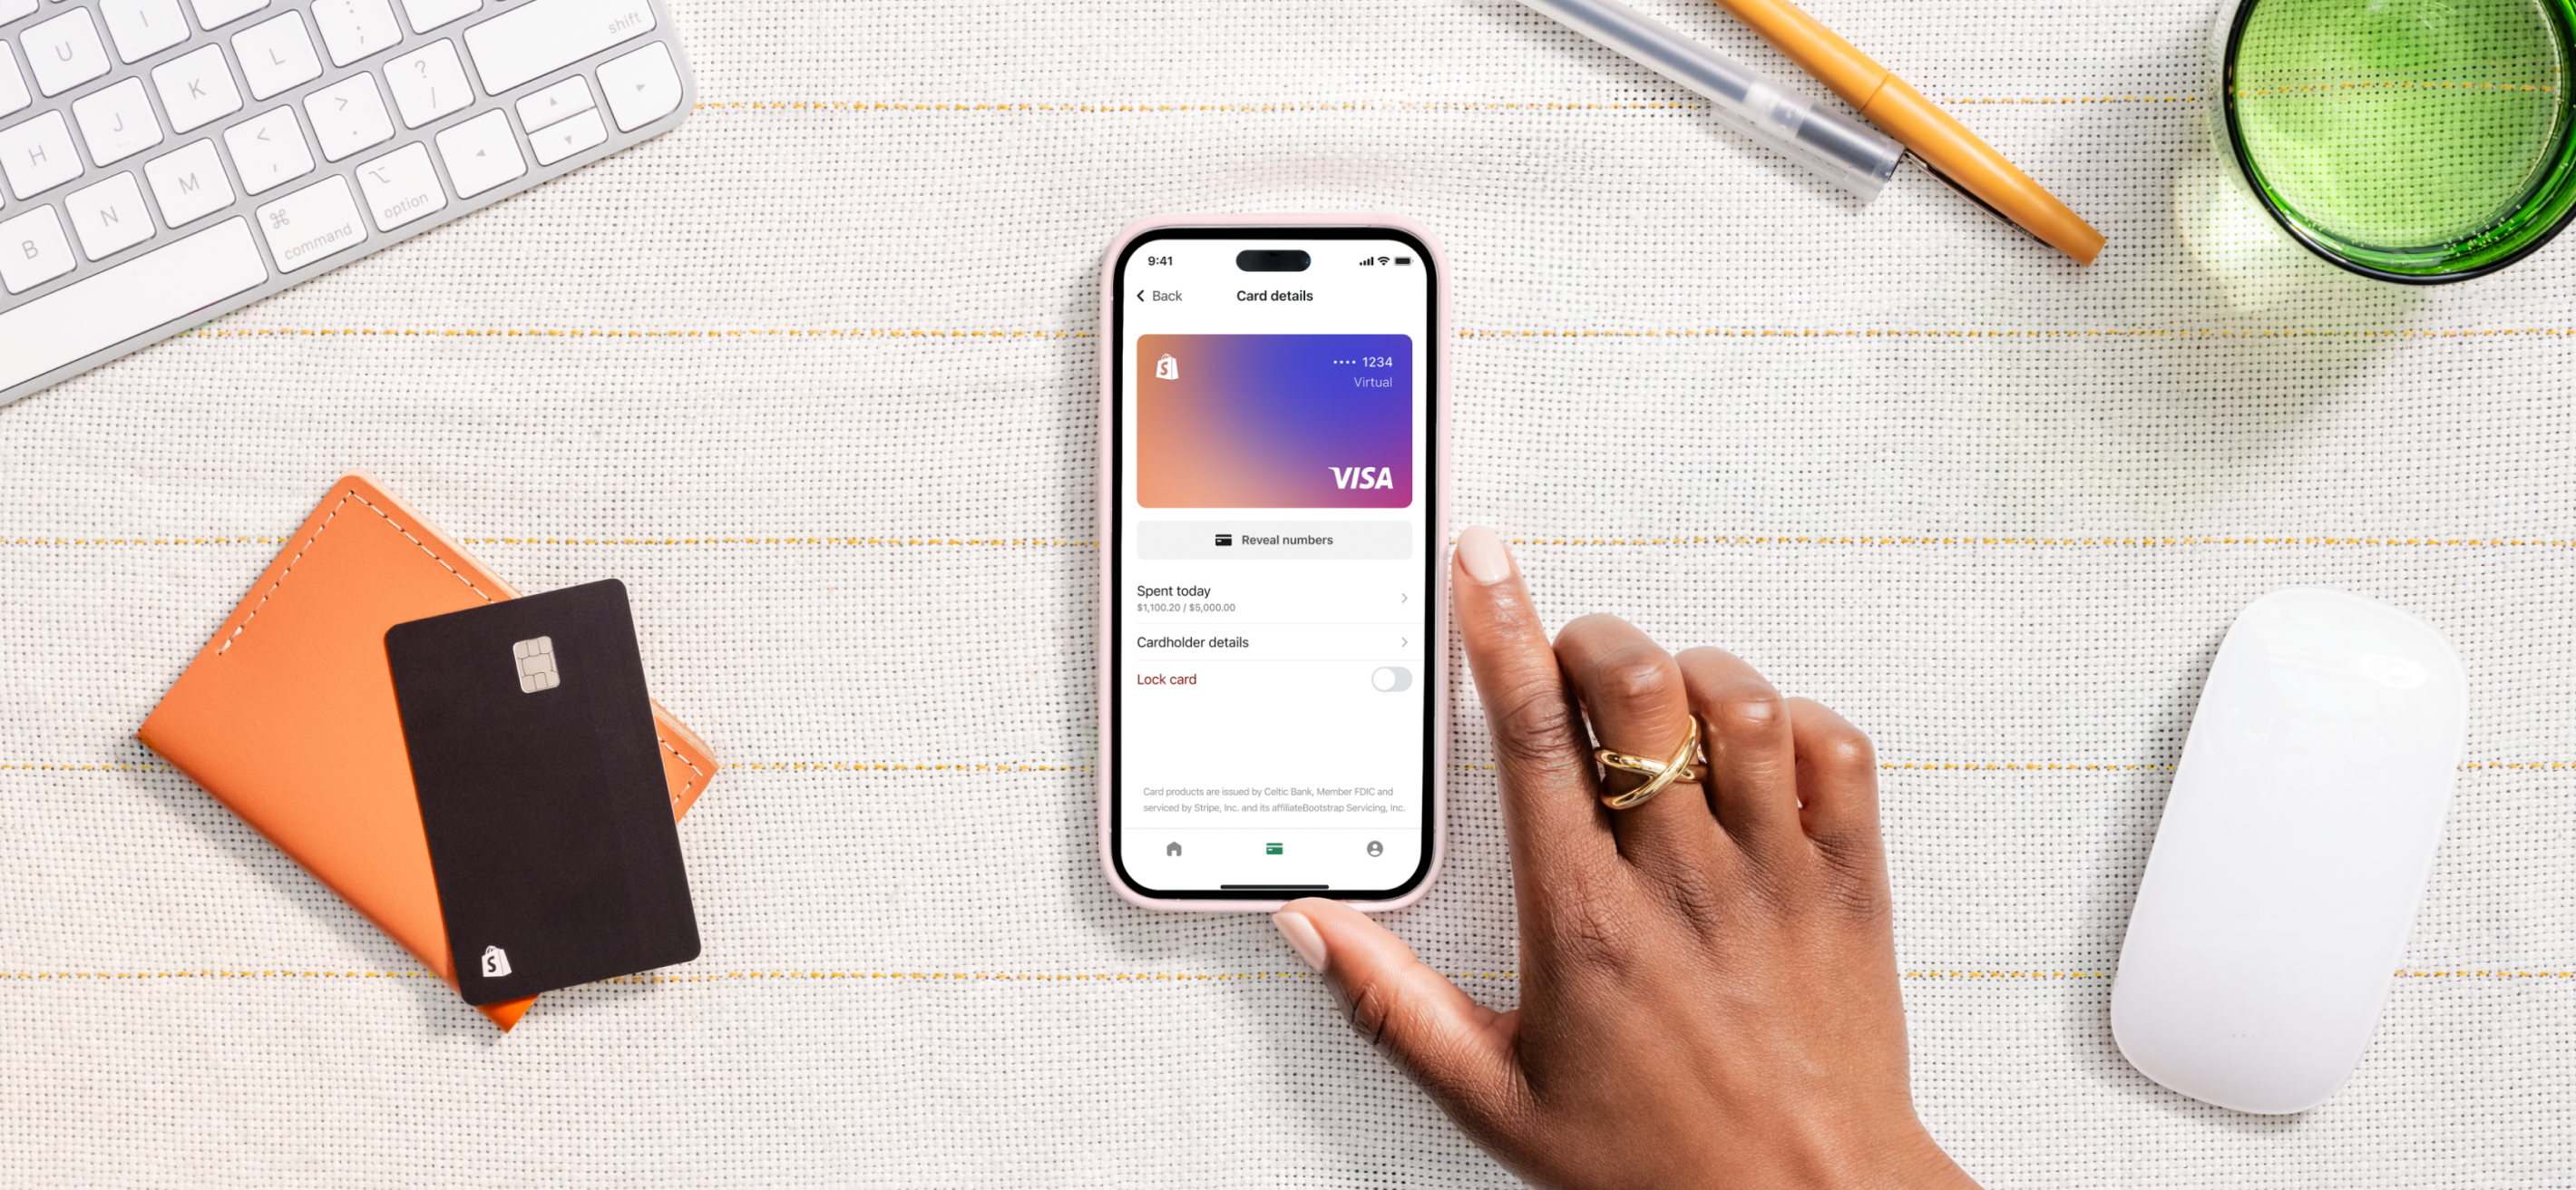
<box><xmin>1371</xmin><ymin>666</ymin><xmax>1411</xmax><ymax>693</ymax></box>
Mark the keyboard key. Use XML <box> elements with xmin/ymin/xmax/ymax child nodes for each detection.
<box><xmin>433</xmin><ymin>106</ymin><xmax>520</xmax><ymax>197</ymax></box>
<box><xmin>0</xmin><ymin>109</ymin><xmax>79</xmax><ymax>200</ymax></box>
<box><xmin>598</xmin><ymin>42</ymin><xmax>679</xmax><ymax>132</ymax></box>
<box><xmin>65</xmin><ymin>171</ymin><xmax>152</xmax><ymax>258</ymax></box>
<box><xmin>152</xmin><ymin>44</ymin><xmax>244</xmax><ymax>134</ymax></box>
<box><xmin>311</xmin><ymin>0</ymin><xmax>400</xmax><ymax>67</ymax></box>
<box><xmin>385</xmin><ymin>39</ymin><xmax>469</xmax><ymax>128</ymax></box>
<box><xmin>529</xmin><ymin>104</ymin><xmax>602</xmax><ymax>165</ymax></box>
<box><xmin>145</xmin><ymin>139</ymin><xmax>233</xmax><ymax>226</ymax></box>
<box><xmin>0</xmin><ymin>203</ymin><xmax>73</xmax><ymax>294</ymax></box>
<box><xmin>0</xmin><ymin>44</ymin><xmax>28</xmax><ymax>120</ymax></box>
<box><xmin>0</xmin><ymin>0</ymin><xmax>34</xmax><ymax>26</ymax></box>
<box><xmin>464</xmin><ymin>0</ymin><xmax>654</xmax><ymax>95</ymax></box>
<box><xmin>356</xmin><ymin>141</ymin><xmax>444</xmax><ymax>230</ymax></box>
<box><xmin>515</xmin><ymin>74</ymin><xmax>590</xmax><ymax>132</ymax></box>
<box><xmin>0</xmin><ymin>219</ymin><xmax>268</xmax><ymax>390</ymax></box>
<box><xmin>71</xmin><ymin>76</ymin><xmax>162</xmax><ymax>166</ymax></box>
<box><xmin>101</xmin><ymin>0</ymin><xmax>188</xmax><ymax>63</ymax></box>
<box><xmin>23</xmin><ymin>7</ymin><xmax>110</xmax><ymax>97</ymax></box>
<box><xmin>190</xmin><ymin>0</ymin><xmax>270</xmax><ymax>30</ymax></box>
<box><xmin>306</xmin><ymin>72</ymin><xmax>392</xmax><ymax>161</ymax></box>
<box><xmin>399</xmin><ymin>0</ymin><xmax>480</xmax><ymax>34</ymax></box>
<box><xmin>234</xmin><ymin>11</ymin><xmax>320</xmax><ymax>101</ymax></box>
<box><xmin>221</xmin><ymin>105</ymin><xmax>311</xmax><ymax>193</ymax></box>
<box><xmin>255</xmin><ymin>174</ymin><xmax>364</xmax><ymax>270</ymax></box>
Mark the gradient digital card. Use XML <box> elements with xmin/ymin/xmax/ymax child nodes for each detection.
<box><xmin>1136</xmin><ymin>334</ymin><xmax>1413</xmax><ymax>508</ymax></box>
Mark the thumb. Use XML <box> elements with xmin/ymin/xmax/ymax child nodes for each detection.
<box><xmin>1276</xmin><ymin>898</ymin><xmax>1524</xmax><ymax>1109</ymax></box>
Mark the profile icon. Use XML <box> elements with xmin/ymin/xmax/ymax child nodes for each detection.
<box><xmin>1155</xmin><ymin>353</ymin><xmax>1178</xmax><ymax>380</ymax></box>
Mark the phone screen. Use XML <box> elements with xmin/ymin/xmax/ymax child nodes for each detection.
<box><xmin>1109</xmin><ymin>228</ymin><xmax>1439</xmax><ymax>901</ymax></box>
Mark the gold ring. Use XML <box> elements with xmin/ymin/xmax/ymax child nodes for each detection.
<box><xmin>1595</xmin><ymin>716</ymin><xmax>1705</xmax><ymax>810</ymax></box>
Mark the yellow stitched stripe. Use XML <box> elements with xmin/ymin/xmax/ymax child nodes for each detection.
<box><xmin>18</xmin><ymin>534</ymin><xmax>2576</xmax><ymax>549</ymax></box>
<box><xmin>1501</xmin><ymin>535</ymin><xmax>2576</xmax><ymax>547</ymax></box>
<box><xmin>1442</xmin><ymin>761</ymin><xmax>2576</xmax><ymax>774</ymax></box>
<box><xmin>21</xmin><ymin>760</ymin><xmax>2576</xmax><ymax>775</ymax></box>
<box><xmin>149</xmin><ymin>326</ymin><xmax>2576</xmax><ymax>339</ymax></box>
<box><xmin>177</xmin><ymin>327</ymin><xmax>1090</xmax><ymax>339</ymax></box>
<box><xmin>0</xmin><ymin>536</ymin><xmax>1096</xmax><ymax>547</ymax></box>
<box><xmin>1459</xmin><ymin>328</ymin><xmax>2576</xmax><ymax>338</ymax></box>
<box><xmin>5</xmin><ymin>969</ymin><xmax>2570</xmax><ymax>982</ymax></box>
<box><xmin>687</xmin><ymin>97</ymin><xmax>2203</xmax><ymax>112</ymax></box>
<box><xmin>723</xmin><ymin>762</ymin><xmax>1091</xmax><ymax>773</ymax></box>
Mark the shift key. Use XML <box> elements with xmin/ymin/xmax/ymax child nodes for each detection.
<box><xmin>464</xmin><ymin>0</ymin><xmax>656</xmax><ymax>95</ymax></box>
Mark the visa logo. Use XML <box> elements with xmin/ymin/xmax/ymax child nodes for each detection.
<box><xmin>1331</xmin><ymin>466</ymin><xmax>1396</xmax><ymax>490</ymax></box>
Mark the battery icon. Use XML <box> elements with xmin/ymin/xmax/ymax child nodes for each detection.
<box><xmin>1393</xmin><ymin>257</ymin><xmax>1412</xmax><ymax>266</ymax></box>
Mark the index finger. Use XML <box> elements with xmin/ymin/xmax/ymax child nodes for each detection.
<box><xmin>1450</xmin><ymin>528</ymin><xmax>1617</xmax><ymax>881</ymax></box>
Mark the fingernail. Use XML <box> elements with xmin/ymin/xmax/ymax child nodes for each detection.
<box><xmin>1273</xmin><ymin>910</ymin><xmax>1329</xmax><ymax>972</ymax></box>
<box><xmin>1455</xmin><ymin>525</ymin><xmax>1512</xmax><ymax>585</ymax></box>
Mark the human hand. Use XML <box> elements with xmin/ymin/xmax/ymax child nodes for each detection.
<box><xmin>1272</xmin><ymin>527</ymin><xmax>1976</xmax><ymax>1189</ymax></box>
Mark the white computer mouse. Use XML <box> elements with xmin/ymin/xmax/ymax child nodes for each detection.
<box><xmin>2112</xmin><ymin>588</ymin><xmax>2466</xmax><ymax>1114</ymax></box>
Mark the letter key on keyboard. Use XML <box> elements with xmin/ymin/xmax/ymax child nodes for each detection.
<box><xmin>0</xmin><ymin>0</ymin><xmax>696</xmax><ymax>405</ymax></box>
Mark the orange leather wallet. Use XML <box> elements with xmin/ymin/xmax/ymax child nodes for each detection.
<box><xmin>138</xmin><ymin>473</ymin><xmax>714</xmax><ymax>1030</ymax></box>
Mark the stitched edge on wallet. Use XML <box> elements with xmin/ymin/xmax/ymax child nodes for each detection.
<box><xmin>216</xmin><ymin>490</ymin><xmax>492</xmax><ymax>657</ymax></box>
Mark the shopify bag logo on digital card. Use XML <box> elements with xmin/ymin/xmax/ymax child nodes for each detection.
<box><xmin>1136</xmin><ymin>334</ymin><xmax>1412</xmax><ymax>509</ymax></box>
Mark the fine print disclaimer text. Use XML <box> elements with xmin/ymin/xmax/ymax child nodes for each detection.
<box><xmin>1140</xmin><ymin>786</ymin><xmax>1404</xmax><ymax>814</ymax></box>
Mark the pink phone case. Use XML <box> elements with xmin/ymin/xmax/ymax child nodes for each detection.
<box><xmin>1096</xmin><ymin>213</ymin><xmax>1454</xmax><ymax>913</ymax></box>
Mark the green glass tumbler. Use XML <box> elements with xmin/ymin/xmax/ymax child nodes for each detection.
<box><xmin>2221</xmin><ymin>0</ymin><xmax>2576</xmax><ymax>281</ymax></box>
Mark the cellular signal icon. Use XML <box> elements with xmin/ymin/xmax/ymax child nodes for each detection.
<box><xmin>1358</xmin><ymin>256</ymin><xmax>1375</xmax><ymax>266</ymax></box>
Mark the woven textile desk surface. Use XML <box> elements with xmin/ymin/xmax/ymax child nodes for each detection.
<box><xmin>5</xmin><ymin>0</ymin><xmax>2575</xmax><ymax>1184</ymax></box>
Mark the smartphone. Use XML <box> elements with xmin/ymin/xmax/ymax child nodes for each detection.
<box><xmin>1098</xmin><ymin>215</ymin><xmax>1449</xmax><ymax>912</ymax></box>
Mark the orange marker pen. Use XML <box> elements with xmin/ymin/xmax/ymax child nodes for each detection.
<box><xmin>1706</xmin><ymin>0</ymin><xmax>2106</xmax><ymax>263</ymax></box>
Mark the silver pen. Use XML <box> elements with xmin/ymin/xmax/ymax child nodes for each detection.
<box><xmin>1518</xmin><ymin>0</ymin><xmax>1904</xmax><ymax>199</ymax></box>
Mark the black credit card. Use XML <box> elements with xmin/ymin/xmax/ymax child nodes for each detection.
<box><xmin>385</xmin><ymin>579</ymin><xmax>699</xmax><ymax>1005</ymax></box>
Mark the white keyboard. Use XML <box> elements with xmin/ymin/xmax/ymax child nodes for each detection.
<box><xmin>0</xmin><ymin>0</ymin><xmax>693</xmax><ymax>406</ymax></box>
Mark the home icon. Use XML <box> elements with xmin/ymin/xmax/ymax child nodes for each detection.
<box><xmin>1166</xmin><ymin>842</ymin><xmax>1183</xmax><ymax>857</ymax></box>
